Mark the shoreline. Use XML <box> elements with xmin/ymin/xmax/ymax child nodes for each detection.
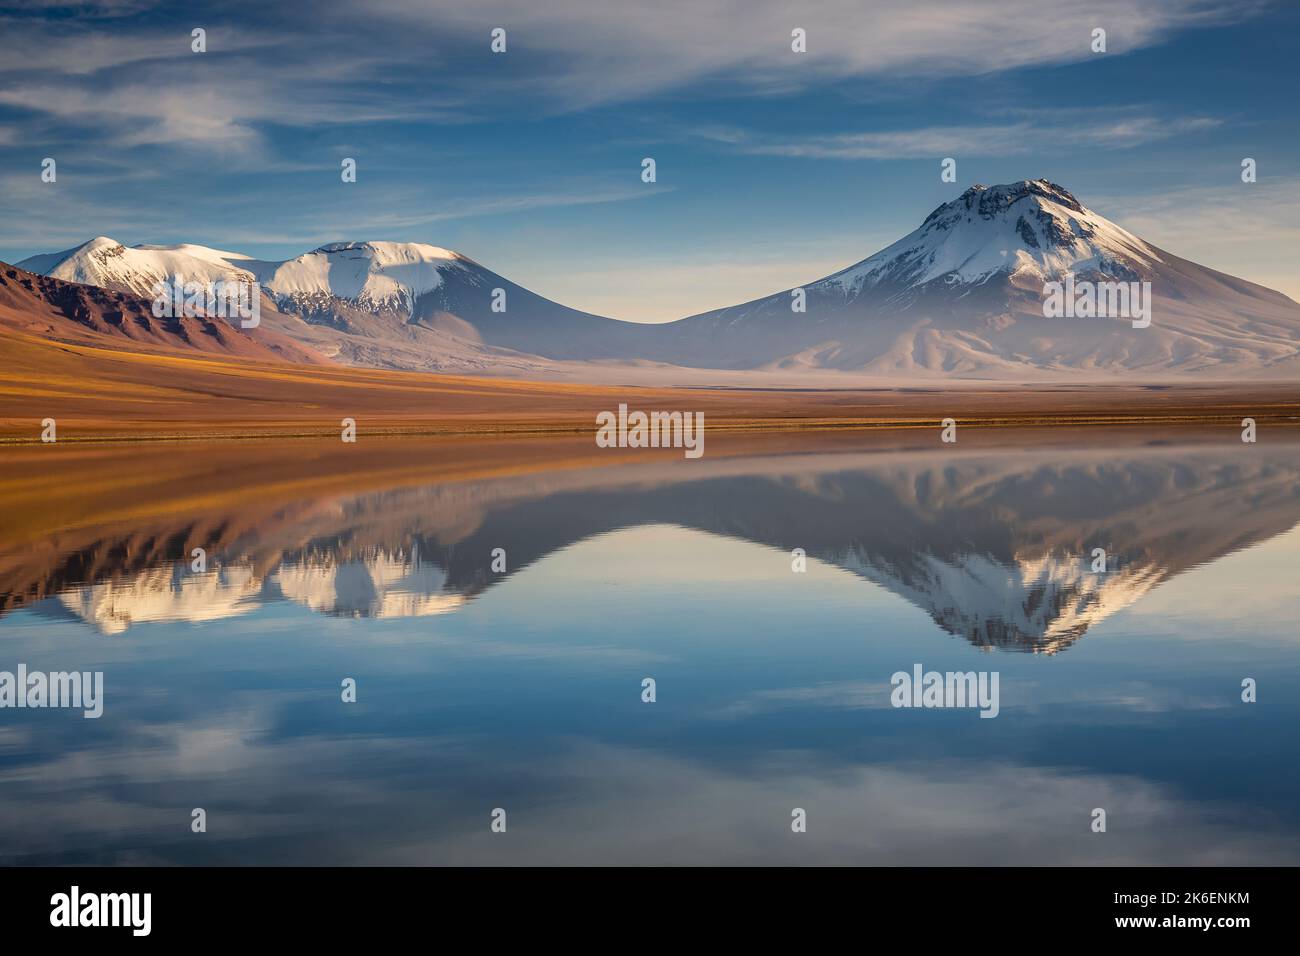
<box><xmin>5</xmin><ymin>413</ymin><xmax>1300</xmax><ymax>445</ymax></box>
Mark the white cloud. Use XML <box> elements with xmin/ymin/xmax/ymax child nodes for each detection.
<box><xmin>364</xmin><ymin>0</ymin><xmax>1248</xmax><ymax>105</ymax></box>
<box><xmin>701</xmin><ymin>115</ymin><xmax>1222</xmax><ymax>160</ymax></box>
<box><xmin>1094</xmin><ymin>181</ymin><xmax>1300</xmax><ymax>301</ymax></box>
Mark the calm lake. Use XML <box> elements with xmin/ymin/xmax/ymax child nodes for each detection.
<box><xmin>2</xmin><ymin>434</ymin><xmax>1298</xmax><ymax>864</ymax></box>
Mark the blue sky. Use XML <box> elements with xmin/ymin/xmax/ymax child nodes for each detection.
<box><xmin>1</xmin><ymin>0</ymin><xmax>1297</xmax><ymax>321</ymax></box>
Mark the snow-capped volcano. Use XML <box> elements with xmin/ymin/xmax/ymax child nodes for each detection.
<box><xmin>822</xmin><ymin>179</ymin><xmax>1159</xmax><ymax>296</ymax></box>
<box><xmin>650</xmin><ymin>179</ymin><xmax>1300</xmax><ymax>376</ymax></box>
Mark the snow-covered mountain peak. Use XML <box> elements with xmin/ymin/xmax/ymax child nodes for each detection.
<box><xmin>824</xmin><ymin>178</ymin><xmax>1162</xmax><ymax>296</ymax></box>
<box><xmin>17</xmin><ymin>237</ymin><xmax>484</xmax><ymax>319</ymax></box>
<box><xmin>311</xmin><ymin>239</ymin><xmax>464</xmax><ymax>262</ymax></box>
<box><xmin>17</xmin><ymin>236</ymin><xmax>257</xmax><ymax>297</ymax></box>
<box><xmin>133</xmin><ymin>242</ymin><xmax>253</xmax><ymax>263</ymax></box>
<box><xmin>256</xmin><ymin>240</ymin><xmax>476</xmax><ymax>315</ymax></box>
<box><xmin>943</xmin><ymin>178</ymin><xmax>1086</xmax><ymax>220</ymax></box>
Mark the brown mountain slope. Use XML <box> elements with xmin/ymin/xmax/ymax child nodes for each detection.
<box><xmin>0</xmin><ymin>261</ymin><xmax>330</xmax><ymax>365</ymax></box>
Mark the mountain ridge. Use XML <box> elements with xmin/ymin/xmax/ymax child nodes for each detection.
<box><xmin>15</xmin><ymin>180</ymin><xmax>1300</xmax><ymax>382</ymax></box>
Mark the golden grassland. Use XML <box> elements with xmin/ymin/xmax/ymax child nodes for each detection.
<box><xmin>3</xmin><ymin>326</ymin><xmax>1300</xmax><ymax>443</ymax></box>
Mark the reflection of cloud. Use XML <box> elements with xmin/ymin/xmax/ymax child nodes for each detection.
<box><xmin>389</xmin><ymin>744</ymin><xmax>1298</xmax><ymax>865</ymax></box>
<box><xmin>713</xmin><ymin>681</ymin><xmax>893</xmax><ymax>718</ymax></box>
<box><xmin>715</xmin><ymin>678</ymin><xmax>1233</xmax><ymax>722</ymax></box>
<box><xmin>1046</xmin><ymin>683</ymin><xmax>1232</xmax><ymax>715</ymax></box>
<box><xmin>3</xmin><ymin>716</ymin><xmax>1288</xmax><ymax>864</ymax></box>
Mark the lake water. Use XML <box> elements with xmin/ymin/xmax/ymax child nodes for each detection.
<box><xmin>2</xmin><ymin>435</ymin><xmax>1298</xmax><ymax>864</ymax></box>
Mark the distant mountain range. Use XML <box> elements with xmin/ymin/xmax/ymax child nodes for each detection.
<box><xmin>11</xmin><ymin>179</ymin><xmax>1300</xmax><ymax>381</ymax></box>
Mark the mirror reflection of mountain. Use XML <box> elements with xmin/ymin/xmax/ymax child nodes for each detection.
<box><xmin>7</xmin><ymin>442</ymin><xmax>1300</xmax><ymax>651</ymax></box>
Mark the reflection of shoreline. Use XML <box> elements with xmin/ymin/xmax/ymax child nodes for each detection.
<box><xmin>8</xmin><ymin>439</ymin><xmax>1300</xmax><ymax>651</ymax></box>
<box><xmin>6</xmin><ymin>411</ymin><xmax>1300</xmax><ymax>445</ymax></box>
<box><xmin>8</xmin><ymin>428</ymin><xmax>1300</xmax><ymax>554</ymax></box>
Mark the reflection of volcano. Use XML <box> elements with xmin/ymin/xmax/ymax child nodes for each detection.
<box><xmin>270</xmin><ymin>550</ymin><xmax>464</xmax><ymax>619</ymax></box>
<box><xmin>44</xmin><ymin>552</ymin><xmax>464</xmax><ymax>633</ymax></box>
<box><xmin>839</xmin><ymin>549</ymin><xmax>1165</xmax><ymax>654</ymax></box>
<box><xmin>55</xmin><ymin>564</ymin><xmax>261</xmax><ymax>636</ymax></box>
<box><xmin>7</xmin><ymin>443</ymin><xmax>1300</xmax><ymax>651</ymax></box>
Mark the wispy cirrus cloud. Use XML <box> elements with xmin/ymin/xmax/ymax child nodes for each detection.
<box><xmin>0</xmin><ymin>175</ymin><xmax>671</xmax><ymax>261</ymax></box>
<box><xmin>5</xmin><ymin>0</ymin><xmax>158</xmax><ymax>16</ymax></box>
<box><xmin>332</xmin><ymin>183</ymin><xmax>674</xmax><ymax>231</ymax></box>
<box><xmin>696</xmin><ymin>114</ymin><xmax>1223</xmax><ymax>160</ymax></box>
<box><xmin>1094</xmin><ymin>181</ymin><xmax>1300</xmax><ymax>301</ymax></box>
<box><xmin>0</xmin><ymin>66</ymin><xmax>461</xmax><ymax>157</ymax></box>
<box><xmin>360</xmin><ymin>0</ymin><xmax>1255</xmax><ymax>107</ymax></box>
<box><xmin>0</xmin><ymin>15</ymin><xmax>462</xmax><ymax>157</ymax></box>
<box><xmin>0</xmin><ymin>0</ymin><xmax>1255</xmax><ymax>153</ymax></box>
<box><xmin>183</xmin><ymin>183</ymin><xmax>676</xmax><ymax>250</ymax></box>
